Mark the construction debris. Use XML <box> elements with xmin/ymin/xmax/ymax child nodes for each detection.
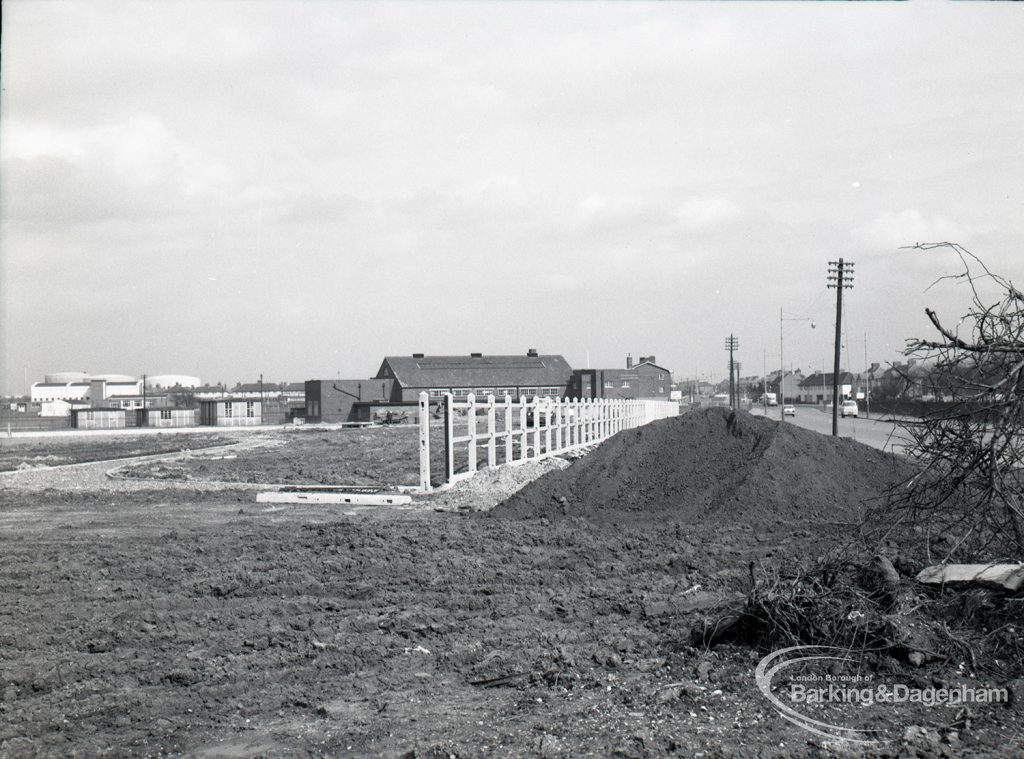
<box><xmin>916</xmin><ymin>564</ymin><xmax>1024</xmax><ymax>593</ymax></box>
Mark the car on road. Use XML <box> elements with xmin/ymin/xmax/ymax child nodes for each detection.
<box><xmin>783</xmin><ymin>405</ymin><xmax>796</xmax><ymax>416</ymax></box>
<box><xmin>841</xmin><ymin>399</ymin><xmax>859</xmax><ymax>418</ymax></box>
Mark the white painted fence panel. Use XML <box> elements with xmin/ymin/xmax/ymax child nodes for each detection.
<box><xmin>418</xmin><ymin>392</ymin><xmax>679</xmax><ymax>491</ymax></box>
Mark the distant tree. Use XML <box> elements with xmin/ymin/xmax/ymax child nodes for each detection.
<box><xmin>881</xmin><ymin>243</ymin><xmax>1024</xmax><ymax>558</ymax></box>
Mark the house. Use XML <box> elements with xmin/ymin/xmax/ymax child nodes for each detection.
<box><xmin>304</xmin><ymin>379</ymin><xmax>396</xmax><ymax>424</ymax></box>
<box><xmin>198</xmin><ymin>398</ymin><xmax>262</xmax><ymax>426</ymax></box>
<box><xmin>766</xmin><ymin>369</ymin><xmax>805</xmax><ymax>404</ymax></box>
<box><xmin>193</xmin><ymin>385</ymin><xmax>230</xmax><ymax>399</ymax></box>
<box><xmin>374</xmin><ymin>350</ymin><xmax>574</xmax><ymax>403</ymax></box>
<box><xmin>71</xmin><ymin>407</ymin><xmax>126</xmax><ymax>430</ymax></box>
<box><xmin>798</xmin><ymin>372</ymin><xmax>856</xmax><ymax>404</ymax></box>
<box><xmin>570</xmin><ymin>354</ymin><xmax>673</xmax><ymax>400</ymax></box>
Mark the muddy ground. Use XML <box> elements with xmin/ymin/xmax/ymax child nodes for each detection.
<box><xmin>0</xmin><ymin>433</ymin><xmax>234</xmax><ymax>473</ymax></box>
<box><xmin>1</xmin><ymin>412</ymin><xmax>1021</xmax><ymax>758</ymax></box>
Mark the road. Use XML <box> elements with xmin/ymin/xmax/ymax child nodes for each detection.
<box><xmin>748</xmin><ymin>404</ymin><xmax>914</xmax><ymax>455</ymax></box>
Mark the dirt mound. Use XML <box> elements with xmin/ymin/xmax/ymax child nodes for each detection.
<box><xmin>490</xmin><ymin>407</ymin><xmax>915</xmax><ymax>527</ymax></box>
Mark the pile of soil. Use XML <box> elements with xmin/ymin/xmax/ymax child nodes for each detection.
<box><xmin>492</xmin><ymin>407</ymin><xmax>915</xmax><ymax>527</ymax></box>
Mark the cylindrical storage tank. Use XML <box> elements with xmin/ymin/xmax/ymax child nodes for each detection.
<box><xmin>45</xmin><ymin>371</ymin><xmax>90</xmax><ymax>383</ymax></box>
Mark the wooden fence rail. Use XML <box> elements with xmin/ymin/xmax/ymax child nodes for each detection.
<box><xmin>417</xmin><ymin>392</ymin><xmax>678</xmax><ymax>491</ymax></box>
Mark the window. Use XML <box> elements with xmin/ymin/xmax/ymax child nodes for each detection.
<box><xmin>452</xmin><ymin>388</ymin><xmax>469</xmax><ymax>399</ymax></box>
<box><xmin>658</xmin><ymin>386</ymin><xmax>665</xmax><ymax>394</ymax></box>
<box><xmin>658</xmin><ymin>373</ymin><xmax>665</xmax><ymax>380</ymax></box>
<box><xmin>160</xmin><ymin>409</ymin><xmax>172</xmax><ymax>420</ymax></box>
<box><xmin>542</xmin><ymin>387</ymin><xmax>561</xmax><ymax>397</ymax></box>
<box><xmin>476</xmin><ymin>388</ymin><xmax>494</xmax><ymax>397</ymax></box>
<box><xmin>521</xmin><ymin>387</ymin><xmax>538</xmax><ymax>398</ymax></box>
<box><xmin>604</xmin><ymin>381</ymin><xmax>613</xmax><ymax>389</ymax></box>
<box><xmin>246</xmin><ymin>401</ymin><xmax>255</xmax><ymax>418</ymax></box>
<box><xmin>429</xmin><ymin>388</ymin><xmax>447</xmax><ymax>399</ymax></box>
<box><xmin>621</xmin><ymin>381</ymin><xmax>631</xmax><ymax>388</ymax></box>
<box><xmin>223</xmin><ymin>402</ymin><xmax>233</xmax><ymax>417</ymax></box>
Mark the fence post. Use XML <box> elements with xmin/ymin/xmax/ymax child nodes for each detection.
<box><xmin>504</xmin><ymin>394</ymin><xmax>513</xmax><ymax>463</ymax></box>
<box><xmin>531</xmin><ymin>397</ymin><xmax>541</xmax><ymax>458</ymax></box>
<box><xmin>518</xmin><ymin>396</ymin><xmax>528</xmax><ymax>460</ymax></box>
<box><xmin>487</xmin><ymin>394</ymin><xmax>497</xmax><ymax>469</ymax></box>
<box><xmin>418</xmin><ymin>392</ymin><xmax>431</xmax><ymax>492</ymax></box>
<box><xmin>543</xmin><ymin>400</ymin><xmax>552</xmax><ymax>456</ymax></box>
<box><xmin>555</xmin><ymin>398</ymin><xmax>564</xmax><ymax>452</ymax></box>
<box><xmin>467</xmin><ymin>393</ymin><xmax>478</xmax><ymax>473</ymax></box>
<box><xmin>445</xmin><ymin>393</ymin><xmax>455</xmax><ymax>482</ymax></box>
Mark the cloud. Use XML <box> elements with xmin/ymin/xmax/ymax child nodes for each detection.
<box><xmin>2</xmin><ymin>116</ymin><xmax>229</xmax><ymax>228</ymax></box>
<box><xmin>674</xmin><ymin>196</ymin><xmax>742</xmax><ymax>232</ymax></box>
<box><xmin>852</xmin><ymin>210</ymin><xmax>970</xmax><ymax>253</ymax></box>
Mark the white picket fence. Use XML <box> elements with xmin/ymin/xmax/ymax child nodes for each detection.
<box><xmin>417</xmin><ymin>391</ymin><xmax>679</xmax><ymax>491</ymax></box>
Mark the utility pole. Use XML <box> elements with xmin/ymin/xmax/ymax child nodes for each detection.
<box><xmin>827</xmin><ymin>258</ymin><xmax>854</xmax><ymax>436</ymax></box>
<box><xmin>724</xmin><ymin>335</ymin><xmax>739</xmax><ymax>408</ymax></box>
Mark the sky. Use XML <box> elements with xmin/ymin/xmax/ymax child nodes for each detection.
<box><xmin>2</xmin><ymin>0</ymin><xmax>1023</xmax><ymax>394</ymax></box>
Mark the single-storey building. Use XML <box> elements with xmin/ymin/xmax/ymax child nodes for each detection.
<box><xmin>199</xmin><ymin>398</ymin><xmax>262</xmax><ymax>426</ymax></box>
<box><xmin>71</xmin><ymin>407</ymin><xmax>126</xmax><ymax>430</ymax></box>
<box><xmin>136</xmin><ymin>408</ymin><xmax>197</xmax><ymax>428</ymax></box>
<box><xmin>304</xmin><ymin>379</ymin><xmax>396</xmax><ymax>424</ymax></box>
<box><xmin>374</xmin><ymin>350</ymin><xmax>574</xmax><ymax>403</ymax></box>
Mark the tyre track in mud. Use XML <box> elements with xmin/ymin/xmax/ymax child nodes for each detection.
<box><xmin>0</xmin><ymin>436</ymin><xmax>277</xmax><ymax>493</ymax></box>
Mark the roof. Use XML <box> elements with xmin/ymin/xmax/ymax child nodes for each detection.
<box><xmin>631</xmin><ymin>360</ymin><xmax>671</xmax><ymax>373</ymax></box>
<box><xmin>235</xmin><ymin>383</ymin><xmax>277</xmax><ymax>393</ymax></box>
<box><xmin>799</xmin><ymin>372</ymin><xmax>856</xmax><ymax>387</ymax></box>
<box><xmin>377</xmin><ymin>354</ymin><xmax>573</xmax><ymax>389</ymax></box>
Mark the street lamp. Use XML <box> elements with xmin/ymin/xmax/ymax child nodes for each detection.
<box><xmin>779</xmin><ymin>309</ymin><xmax>815</xmax><ymax>422</ymax></box>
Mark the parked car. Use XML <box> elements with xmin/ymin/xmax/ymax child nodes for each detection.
<box><xmin>783</xmin><ymin>405</ymin><xmax>796</xmax><ymax>416</ymax></box>
<box><xmin>841</xmin><ymin>399</ymin><xmax>859</xmax><ymax>418</ymax></box>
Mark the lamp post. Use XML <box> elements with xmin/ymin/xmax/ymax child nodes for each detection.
<box><xmin>779</xmin><ymin>309</ymin><xmax>815</xmax><ymax>422</ymax></box>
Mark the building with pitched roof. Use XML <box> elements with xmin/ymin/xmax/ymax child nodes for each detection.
<box><xmin>798</xmin><ymin>371</ymin><xmax>856</xmax><ymax>404</ymax></box>
<box><xmin>375</xmin><ymin>350</ymin><xmax>573</xmax><ymax>403</ymax></box>
<box><xmin>570</xmin><ymin>354</ymin><xmax>673</xmax><ymax>400</ymax></box>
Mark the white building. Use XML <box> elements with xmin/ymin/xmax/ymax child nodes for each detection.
<box><xmin>31</xmin><ymin>377</ymin><xmax>144</xmax><ymax>405</ymax></box>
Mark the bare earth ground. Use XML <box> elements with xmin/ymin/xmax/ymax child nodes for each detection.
<box><xmin>0</xmin><ymin>419</ymin><xmax>1021</xmax><ymax>758</ymax></box>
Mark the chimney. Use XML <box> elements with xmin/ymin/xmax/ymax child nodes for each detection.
<box><xmin>626</xmin><ymin>353</ymin><xmax>633</xmax><ymax>369</ymax></box>
<box><xmin>526</xmin><ymin>348</ymin><xmax>538</xmax><ymax>358</ymax></box>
